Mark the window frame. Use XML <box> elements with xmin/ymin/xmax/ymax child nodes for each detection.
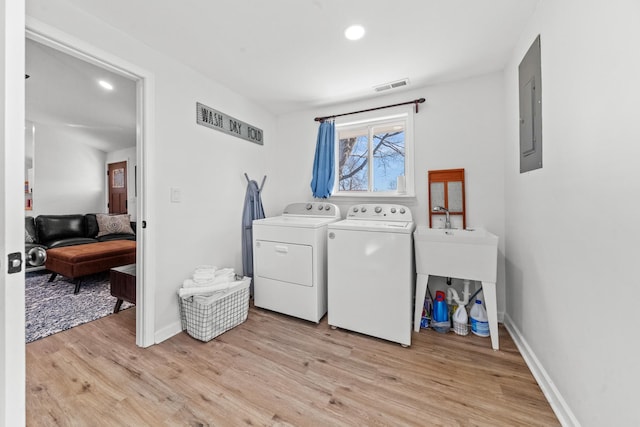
<box><xmin>332</xmin><ymin>105</ymin><xmax>415</xmax><ymax>198</ymax></box>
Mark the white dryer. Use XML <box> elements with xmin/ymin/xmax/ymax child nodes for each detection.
<box><xmin>327</xmin><ymin>204</ymin><xmax>415</xmax><ymax>346</ymax></box>
<box><xmin>252</xmin><ymin>202</ymin><xmax>341</xmax><ymax>323</ymax></box>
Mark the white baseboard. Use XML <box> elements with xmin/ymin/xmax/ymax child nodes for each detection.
<box><xmin>503</xmin><ymin>313</ymin><xmax>580</xmax><ymax>427</ymax></box>
<box><xmin>154</xmin><ymin>320</ymin><xmax>182</xmax><ymax>344</ymax></box>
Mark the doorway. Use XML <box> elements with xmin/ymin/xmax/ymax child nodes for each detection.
<box><xmin>25</xmin><ymin>29</ymin><xmax>152</xmax><ymax>347</ymax></box>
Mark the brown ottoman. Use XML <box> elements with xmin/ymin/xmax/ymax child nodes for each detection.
<box><xmin>46</xmin><ymin>241</ymin><xmax>136</xmax><ymax>294</ymax></box>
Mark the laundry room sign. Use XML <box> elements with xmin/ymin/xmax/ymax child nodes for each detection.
<box><xmin>196</xmin><ymin>102</ymin><xmax>264</xmax><ymax>145</ymax></box>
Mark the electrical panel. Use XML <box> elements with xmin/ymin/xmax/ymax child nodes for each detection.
<box><xmin>519</xmin><ymin>35</ymin><xmax>543</xmax><ymax>173</ymax></box>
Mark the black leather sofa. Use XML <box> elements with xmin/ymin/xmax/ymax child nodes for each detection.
<box><xmin>25</xmin><ymin>214</ymin><xmax>136</xmax><ymax>271</ymax></box>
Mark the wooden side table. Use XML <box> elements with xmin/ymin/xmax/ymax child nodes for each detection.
<box><xmin>110</xmin><ymin>264</ymin><xmax>136</xmax><ymax>313</ymax></box>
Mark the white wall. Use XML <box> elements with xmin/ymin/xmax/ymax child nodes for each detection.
<box><xmin>26</xmin><ymin>1</ymin><xmax>278</xmax><ymax>341</ymax></box>
<box><xmin>106</xmin><ymin>146</ymin><xmax>136</xmax><ymax>220</ymax></box>
<box><xmin>31</xmin><ymin>123</ymin><xmax>106</xmax><ymax>216</ymax></box>
<box><xmin>504</xmin><ymin>0</ymin><xmax>640</xmax><ymax>425</ymax></box>
<box><xmin>276</xmin><ymin>73</ymin><xmax>507</xmax><ymax>311</ymax></box>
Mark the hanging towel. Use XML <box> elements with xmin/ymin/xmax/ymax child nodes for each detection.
<box><xmin>310</xmin><ymin>120</ymin><xmax>335</xmax><ymax>199</ymax></box>
<box><xmin>241</xmin><ymin>175</ymin><xmax>265</xmax><ymax>293</ymax></box>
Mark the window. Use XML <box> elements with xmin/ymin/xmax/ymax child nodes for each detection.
<box><xmin>334</xmin><ymin>109</ymin><xmax>414</xmax><ymax>196</ymax></box>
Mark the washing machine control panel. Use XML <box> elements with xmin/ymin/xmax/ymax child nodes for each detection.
<box><xmin>283</xmin><ymin>202</ymin><xmax>341</xmax><ymax>217</ymax></box>
<box><xmin>347</xmin><ymin>204</ymin><xmax>412</xmax><ymax>221</ymax></box>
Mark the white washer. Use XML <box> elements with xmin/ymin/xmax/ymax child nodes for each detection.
<box><xmin>327</xmin><ymin>204</ymin><xmax>415</xmax><ymax>346</ymax></box>
<box><xmin>252</xmin><ymin>202</ymin><xmax>341</xmax><ymax>323</ymax></box>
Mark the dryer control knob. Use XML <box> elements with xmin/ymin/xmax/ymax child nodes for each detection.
<box><xmin>317</xmin><ymin>205</ymin><xmax>324</xmax><ymax>210</ymax></box>
<box><xmin>361</xmin><ymin>207</ymin><xmax>367</xmax><ymax>212</ymax></box>
<box><xmin>374</xmin><ymin>206</ymin><xmax>382</xmax><ymax>213</ymax></box>
<box><xmin>390</xmin><ymin>207</ymin><xmax>397</xmax><ymax>213</ymax></box>
<box><xmin>305</xmin><ymin>203</ymin><xmax>312</xmax><ymax>210</ymax></box>
<box><xmin>353</xmin><ymin>207</ymin><xmax>359</xmax><ymax>213</ymax></box>
<box><xmin>399</xmin><ymin>208</ymin><xmax>406</xmax><ymax>214</ymax></box>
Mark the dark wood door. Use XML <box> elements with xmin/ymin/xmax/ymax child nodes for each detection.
<box><xmin>108</xmin><ymin>161</ymin><xmax>127</xmax><ymax>214</ymax></box>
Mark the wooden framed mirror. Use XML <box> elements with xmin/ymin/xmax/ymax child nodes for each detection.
<box><xmin>428</xmin><ymin>168</ymin><xmax>466</xmax><ymax>229</ymax></box>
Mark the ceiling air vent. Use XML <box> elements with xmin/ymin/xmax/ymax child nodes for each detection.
<box><xmin>374</xmin><ymin>78</ymin><xmax>409</xmax><ymax>92</ymax></box>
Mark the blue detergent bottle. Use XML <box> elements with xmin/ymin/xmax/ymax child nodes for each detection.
<box><xmin>432</xmin><ymin>291</ymin><xmax>449</xmax><ymax>323</ymax></box>
<box><xmin>432</xmin><ymin>291</ymin><xmax>450</xmax><ymax>333</ymax></box>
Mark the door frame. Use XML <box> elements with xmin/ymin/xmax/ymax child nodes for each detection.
<box><xmin>25</xmin><ymin>20</ymin><xmax>156</xmax><ymax>348</ymax></box>
<box><xmin>1</xmin><ymin>1</ymin><xmax>27</xmax><ymax>424</ymax></box>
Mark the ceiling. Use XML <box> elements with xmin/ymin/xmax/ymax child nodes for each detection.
<box><xmin>26</xmin><ymin>0</ymin><xmax>540</xmax><ymax>151</ymax></box>
<box><xmin>25</xmin><ymin>38</ymin><xmax>137</xmax><ymax>152</ymax></box>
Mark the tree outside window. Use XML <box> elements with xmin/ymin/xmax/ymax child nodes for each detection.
<box><xmin>337</xmin><ymin>119</ymin><xmax>406</xmax><ymax>193</ymax></box>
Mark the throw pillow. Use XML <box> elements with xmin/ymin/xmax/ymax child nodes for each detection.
<box><xmin>25</xmin><ymin>228</ymin><xmax>35</xmax><ymax>243</ymax></box>
<box><xmin>96</xmin><ymin>214</ymin><xmax>135</xmax><ymax>237</ymax></box>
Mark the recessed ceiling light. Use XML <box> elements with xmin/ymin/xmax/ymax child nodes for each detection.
<box><xmin>344</xmin><ymin>25</ymin><xmax>365</xmax><ymax>41</ymax></box>
<box><xmin>98</xmin><ymin>80</ymin><xmax>114</xmax><ymax>91</ymax></box>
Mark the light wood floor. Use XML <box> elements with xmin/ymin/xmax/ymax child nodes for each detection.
<box><xmin>27</xmin><ymin>305</ymin><xmax>559</xmax><ymax>426</ymax></box>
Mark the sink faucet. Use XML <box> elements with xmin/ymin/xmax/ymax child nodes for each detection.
<box><xmin>433</xmin><ymin>206</ymin><xmax>451</xmax><ymax>229</ymax></box>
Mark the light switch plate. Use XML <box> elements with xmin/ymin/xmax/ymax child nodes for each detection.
<box><xmin>170</xmin><ymin>187</ymin><xmax>181</xmax><ymax>203</ymax></box>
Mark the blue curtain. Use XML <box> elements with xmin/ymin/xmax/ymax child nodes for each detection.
<box><xmin>310</xmin><ymin>120</ymin><xmax>335</xmax><ymax>198</ymax></box>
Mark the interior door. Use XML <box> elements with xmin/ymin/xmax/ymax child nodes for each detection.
<box><xmin>108</xmin><ymin>161</ymin><xmax>127</xmax><ymax>214</ymax></box>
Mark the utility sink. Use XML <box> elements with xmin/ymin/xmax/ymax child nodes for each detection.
<box><xmin>413</xmin><ymin>226</ymin><xmax>498</xmax><ymax>283</ymax></box>
<box><xmin>413</xmin><ymin>226</ymin><xmax>501</xmax><ymax>349</ymax></box>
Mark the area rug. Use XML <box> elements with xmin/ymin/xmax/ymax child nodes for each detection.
<box><xmin>25</xmin><ymin>270</ymin><xmax>134</xmax><ymax>343</ymax></box>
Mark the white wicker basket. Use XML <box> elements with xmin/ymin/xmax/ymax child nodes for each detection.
<box><xmin>453</xmin><ymin>321</ymin><xmax>469</xmax><ymax>336</ymax></box>
<box><xmin>179</xmin><ymin>277</ymin><xmax>250</xmax><ymax>342</ymax></box>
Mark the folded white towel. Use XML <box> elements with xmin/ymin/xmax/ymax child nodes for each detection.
<box><xmin>192</xmin><ymin>266</ymin><xmax>216</xmax><ymax>281</ymax></box>
<box><xmin>193</xmin><ymin>267</ymin><xmax>234</xmax><ymax>282</ymax></box>
<box><xmin>178</xmin><ymin>281</ymin><xmax>232</xmax><ymax>298</ymax></box>
<box><xmin>194</xmin><ymin>265</ymin><xmax>216</xmax><ymax>273</ymax></box>
<box><xmin>183</xmin><ymin>278</ymin><xmax>249</xmax><ymax>301</ymax></box>
<box><xmin>193</xmin><ymin>272</ymin><xmax>215</xmax><ymax>281</ymax></box>
<box><xmin>213</xmin><ymin>268</ymin><xmax>234</xmax><ymax>277</ymax></box>
<box><xmin>213</xmin><ymin>270</ymin><xmax>235</xmax><ymax>281</ymax></box>
<box><xmin>182</xmin><ymin>271</ymin><xmax>235</xmax><ymax>288</ymax></box>
<box><xmin>178</xmin><ymin>277</ymin><xmax>250</xmax><ymax>307</ymax></box>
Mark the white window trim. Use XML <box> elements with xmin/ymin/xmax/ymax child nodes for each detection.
<box><xmin>332</xmin><ymin>105</ymin><xmax>415</xmax><ymax>198</ymax></box>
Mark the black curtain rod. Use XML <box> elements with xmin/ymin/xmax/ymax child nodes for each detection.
<box><xmin>314</xmin><ymin>97</ymin><xmax>425</xmax><ymax>122</ymax></box>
